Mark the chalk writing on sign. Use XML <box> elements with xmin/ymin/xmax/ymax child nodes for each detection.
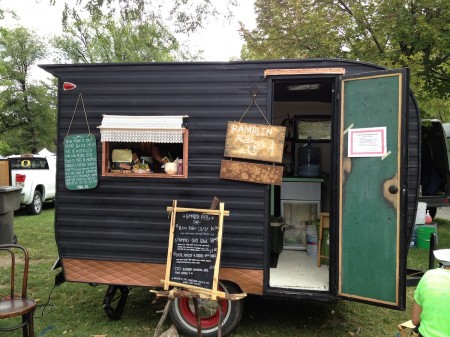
<box><xmin>63</xmin><ymin>134</ymin><xmax>98</xmax><ymax>190</ymax></box>
<box><xmin>170</xmin><ymin>211</ymin><xmax>220</xmax><ymax>289</ymax></box>
<box><xmin>224</xmin><ymin>121</ymin><xmax>285</xmax><ymax>163</ymax></box>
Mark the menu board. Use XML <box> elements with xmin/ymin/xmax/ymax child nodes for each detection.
<box><xmin>165</xmin><ymin>202</ymin><xmax>229</xmax><ymax>299</ymax></box>
<box><xmin>63</xmin><ymin>134</ymin><xmax>98</xmax><ymax>190</ymax></box>
<box><xmin>170</xmin><ymin>211</ymin><xmax>219</xmax><ymax>289</ymax></box>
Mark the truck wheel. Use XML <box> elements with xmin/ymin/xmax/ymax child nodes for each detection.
<box><xmin>169</xmin><ymin>281</ymin><xmax>244</xmax><ymax>337</ymax></box>
<box><xmin>27</xmin><ymin>190</ymin><xmax>43</xmax><ymax>215</ymax></box>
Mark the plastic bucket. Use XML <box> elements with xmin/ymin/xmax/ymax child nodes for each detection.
<box><xmin>306</xmin><ymin>225</ymin><xmax>318</xmax><ymax>256</ymax></box>
<box><xmin>416</xmin><ymin>226</ymin><xmax>436</xmax><ymax>249</ymax></box>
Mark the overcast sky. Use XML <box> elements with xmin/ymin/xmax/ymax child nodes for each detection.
<box><xmin>1</xmin><ymin>0</ymin><xmax>256</xmax><ymax>80</ymax></box>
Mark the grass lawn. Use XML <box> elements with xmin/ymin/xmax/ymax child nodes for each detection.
<box><xmin>2</xmin><ymin>206</ymin><xmax>449</xmax><ymax>337</ymax></box>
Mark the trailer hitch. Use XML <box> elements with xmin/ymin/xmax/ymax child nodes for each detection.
<box><xmin>102</xmin><ymin>285</ymin><xmax>129</xmax><ymax>320</ymax></box>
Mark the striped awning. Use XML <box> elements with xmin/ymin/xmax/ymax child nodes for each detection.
<box><xmin>97</xmin><ymin>115</ymin><xmax>188</xmax><ymax>143</ymax></box>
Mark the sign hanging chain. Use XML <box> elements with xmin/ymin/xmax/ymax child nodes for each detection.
<box><xmin>238</xmin><ymin>86</ymin><xmax>270</xmax><ymax>125</ymax></box>
<box><xmin>67</xmin><ymin>93</ymin><xmax>91</xmax><ymax>137</ymax></box>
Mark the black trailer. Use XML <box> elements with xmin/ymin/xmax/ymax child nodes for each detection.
<box><xmin>41</xmin><ymin>58</ymin><xmax>420</xmax><ymax>337</ymax></box>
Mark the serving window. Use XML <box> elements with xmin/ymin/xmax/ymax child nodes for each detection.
<box><xmin>98</xmin><ymin>115</ymin><xmax>188</xmax><ymax>178</ymax></box>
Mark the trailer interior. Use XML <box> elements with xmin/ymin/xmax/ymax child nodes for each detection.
<box><xmin>270</xmin><ymin>77</ymin><xmax>335</xmax><ymax>292</ymax></box>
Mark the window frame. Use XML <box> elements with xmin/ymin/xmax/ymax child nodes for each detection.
<box><xmin>101</xmin><ymin>129</ymin><xmax>189</xmax><ymax>178</ymax></box>
<box><xmin>9</xmin><ymin>157</ymin><xmax>49</xmax><ymax>170</ymax></box>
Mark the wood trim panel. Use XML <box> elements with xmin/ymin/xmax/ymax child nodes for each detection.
<box><xmin>264</xmin><ymin>68</ymin><xmax>346</xmax><ymax>78</ymax></box>
<box><xmin>0</xmin><ymin>160</ymin><xmax>10</xmax><ymax>185</ymax></box>
<box><xmin>62</xmin><ymin>258</ymin><xmax>263</xmax><ymax>295</ymax></box>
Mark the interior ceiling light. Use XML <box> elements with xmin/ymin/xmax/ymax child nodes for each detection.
<box><xmin>287</xmin><ymin>84</ymin><xmax>321</xmax><ymax>91</ymax></box>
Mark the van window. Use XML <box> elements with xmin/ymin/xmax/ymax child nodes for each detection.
<box><xmin>9</xmin><ymin>158</ymin><xmax>49</xmax><ymax>170</ymax></box>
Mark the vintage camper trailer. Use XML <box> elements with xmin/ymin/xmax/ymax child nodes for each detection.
<box><xmin>41</xmin><ymin>59</ymin><xmax>420</xmax><ymax>337</ymax></box>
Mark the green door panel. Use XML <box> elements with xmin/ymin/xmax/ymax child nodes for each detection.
<box><xmin>339</xmin><ymin>71</ymin><xmax>404</xmax><ymax>306</ymax></box>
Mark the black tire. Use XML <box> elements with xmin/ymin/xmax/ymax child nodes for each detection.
<box><xmin>27</xmin><ymin>190</ymin><xmax>43</xmax><ymax>215</ymax></box>
<box><xmin>428</xmin><ymin>207</ymin><xmax>437</xmax><ymax>219</ymax></box>
<box><xmin>169</xmin><ymin>281</ymin><xmax>244</xmax><ymax>337</ymax></box>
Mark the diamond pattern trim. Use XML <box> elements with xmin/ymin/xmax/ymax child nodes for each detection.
<box><xmin>63</xmin><ymin>259</ymin><xmax>263</xmax><ymax>294</ymax></box>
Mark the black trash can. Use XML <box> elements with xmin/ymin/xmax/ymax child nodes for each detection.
<box><xmin>0</xmin><ymin>186</ymin><xmax>21</xmax><ymax>244</ymax></box>
<box><xmin>270</xmin><ymin>216</ymin><xmax>285</xmax><ymax>254</ymax></box>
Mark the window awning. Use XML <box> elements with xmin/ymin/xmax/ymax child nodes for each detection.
<box><xmin>97</xmin><ymin>115</ymin><xmax>188</xmax><ymax>143</ymax></box>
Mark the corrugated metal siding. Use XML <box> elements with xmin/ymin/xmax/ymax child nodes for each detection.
<box><xmin>42</xmin><ymin>59</ymin><xmax>420</xmax><ymax>271</ymax></box>
<box><xmin>50</xmin><ymin>61</ymin><xmax>273</xmax><ymax>270</ymax></box>
<box><xmin>406</xmin><ymin>94</ymin><xmax>421</xmax><ymax>242</ymax></box>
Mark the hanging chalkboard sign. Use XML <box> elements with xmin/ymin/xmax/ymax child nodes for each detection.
<box><xmin>165</xmin><ymin>201</ymin><xmax>229</xmax><ymax>299</ymax></box>
<box><xmin>63</xmin><ymin>134</ymin><xmax>98</xmax><ymax>190</ymax></box>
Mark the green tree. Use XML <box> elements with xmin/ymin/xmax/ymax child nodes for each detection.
<box><xmin>0</xmin><ymin>26</ymin><xmax>56</xmax><ymax>155</ymax></box>
<box><xmin>53</xmin><ymin>5</ymin><xmax>181</xmax><ymax>63</ymax></box>
<box><xmin>51</xmin><ymin>0</ymin><xmax>236</xmax><ymax>33</ymax></box>
<box><xmin>240</xmin><ymin>0</ymin><xmax>450</xmax><ymax>119</ymax></box>
<box><xmin>52</xmin><ymin>0</ymin><xmax>237</xmax><ymax>63</ymax></box>
<box><xmin>240</xmin><ymin>0</ymin><xmax>350</xmax><ymax>60</ymax></box>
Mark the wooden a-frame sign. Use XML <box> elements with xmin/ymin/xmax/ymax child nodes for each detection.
<box><xmin>164</xmin><ymin>200</ymin><xmax>229</xmax><ymax>300</ymax></box>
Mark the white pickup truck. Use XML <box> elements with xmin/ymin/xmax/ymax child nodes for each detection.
<box><xmin>7</xmin><ymin>154</ymin><xmax>56</xmax><ymax>215</ymax></box>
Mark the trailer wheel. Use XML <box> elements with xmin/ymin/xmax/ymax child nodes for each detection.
<box><xmin>102</xmin><ymin>285</ymin><xmax>129</xmax><ymax>320</ymax></box>
<box><xmin>169</xmin><ymin>281</ymin><xmax>243</xmax><ymax>337</ymax></box>
<box><xmin>27</xmin><ymin>190</ymin><xmax>43</xmax><ymax>215</ymax></box>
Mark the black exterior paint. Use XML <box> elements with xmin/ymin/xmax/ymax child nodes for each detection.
<box><xmin>41</xmin><ymin>59</ymin><xmax>420</xmax><ymax>287</ymax></box>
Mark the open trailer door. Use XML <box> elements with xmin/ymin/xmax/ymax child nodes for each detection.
<box><xmin>338</xmin><ymin>69</ymin><xmax>408</xmax><ymax>309</ymax></box>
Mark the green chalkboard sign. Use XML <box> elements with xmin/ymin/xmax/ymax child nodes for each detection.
<box><xmin>63</xmin><ymin>134</ymin><xmax>98</xmax><ymax>190</ymax></box>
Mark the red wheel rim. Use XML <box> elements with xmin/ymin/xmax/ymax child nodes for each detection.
<box><xmin>179</xmin><ymin>298</ymin><xmax>228</xmax><ymax>329</ymax></box>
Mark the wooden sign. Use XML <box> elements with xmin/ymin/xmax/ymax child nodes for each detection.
<box><xmin>164</xmin><ymin>201</ymin><xmax>229</xmax><ymax>300</ymax></box>
<box><xmin>224</xmin><ymin>122</ymin><xmax>286</xmax><ymax>163</ymax></box>
<box><xmin>0</xmin><ymin>160</ymin><xmax>10</xmax><ymax>186</ymax></box>
<box><xmin>63</xmin><ymin>134</ymin><xmax>98</xmax><ymax>190</ymax></box>
<box><xmin>220</xmin><ymin>159</ymin><xmax>283</xmax><ymax>185</ymax></box>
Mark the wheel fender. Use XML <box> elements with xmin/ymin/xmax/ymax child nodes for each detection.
<box><xmin>35</xmin><ymin>185</ymin><xmax>46</xmax><ymax>200</ymax></box>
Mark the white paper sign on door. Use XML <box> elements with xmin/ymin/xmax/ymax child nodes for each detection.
<box><xmin>348</xmin><ymin>127</ymin><xmax>387</xmax><ymax>157</ymax></box>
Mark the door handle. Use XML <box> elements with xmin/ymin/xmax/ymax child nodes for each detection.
<box><xmin>389</xmin><ymin>186</ymin><xmax>399</xmax><ymax>194</ymax></box>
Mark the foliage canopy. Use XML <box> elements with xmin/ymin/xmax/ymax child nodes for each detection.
<box><xmin>0</xmin><ymin>26</ymin><xmax>56</xmax><ymax>154</ymax></box>
<box><xmin>240</xmin><ymin>0</ymin><xmax>450</xmax><ymax>119</ymax></box>
<box><xmin>1</xmin><ymin>0</ymin><xmax>239</xmax><ymax>155</ymax></box>
<box><xmin>52</xmin><ymin>0</ymin><xmax>237</xmax><ymax>63</ymax></box>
